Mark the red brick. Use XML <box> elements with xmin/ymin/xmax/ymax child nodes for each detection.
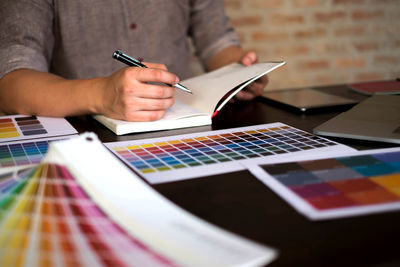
<box><xmin>293</xmin><ymin>0</ymin><xmax>319</xmax><ymax>6</ymax></box>
<box><xmin>314</xmin><ymin>11</ymin><xmax>347</xmax><ymax>23</ymax></box>
<box><xmin>351</xmin><ymin>10</ymin><xmax>384</xmax><ymax>20</ymax></box>
<box><xmin>353</xmin><ymin>42</ymin><xmax>379</xmax><ymax>52</ymax></box>
<box><xmin>269</xmin><ymin>14</ymin><xmax>305</xmax><ymax>25</ymax></box>
<box><xmin>294</xmin><ymin>28</ymin><xmax>326</xmax><ymax>39</ymax></box>
<box><xmin>299</xmin><ymin>60</ymin><xmax>330</xmax><ymax>70</ymax></box>
<box><xmin>333</xmin><ymin>0</ymin><xmax>365</xmax><ymax>4</ymax></box>
<box><xmin>314</xmin><ymin>43</ymin><xmax>350</xmax><ymax>54</ymax></box>
<box><xmin>231</xmin><ymin>16</ymin><xmax>263</xmax><ymax>27</ymax></box>
<box><xmin>249</xmin><ymin>0</ymin><xmax>283</xmax><ymax>8</ymax></box>
<box><xmin>355</xmin><ymin>72</ymin><xmax>385</xmax><ymax>81</ymax></box>
<box><xmin>335</xmin><ymin>58</ymin><xmax>366</xmax><ymax>68</ymax></box>
<box><xmin>251</xmin><ymin>31</ymin><xmax>290</xmax><ymax>42</ymax></box>
<box><xmin>374</xmin><ymin>56</ymin><xmax>398</xmax><ymax>64</ymax></box>
<box><xmin>274</xmin><ymin>45</ymin><xmax>310</xmax><ymax>56</ymax></box>
<box><xmin>224</xmin><ymin>0</ymin><xmax>242</xmax><ymax>9</ymax></box>
<box><xmin>334</xmin><ymin>26</ymin><xmax>365</xmax><ymax>37</ymax></box>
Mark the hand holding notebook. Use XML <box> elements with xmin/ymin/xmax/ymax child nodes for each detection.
<box><xmin>94</xmin><ymin>61</ymin><xmax>285</xmax><ymax>135</ymax></box>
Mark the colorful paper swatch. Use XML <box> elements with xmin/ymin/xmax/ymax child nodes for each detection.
<box><xmin>0</xmin><ymin>115</ymin><xmax>77</xmax><ymax>143</ymax></box>
<box><xmin>105</xmin><ymin>123</ymin><xmax>355</xmax><ymax>184</ymax></box>
<box><xmin>0</xmin><ymin>137</ymin><xmax>74</xmax><ymax>168</ymax></box>
<box><xmin>247</xmin><ymin>147</ymin><xmax>400</xmax><ymax>220</ymax></box>
<box><xmin>0</xmin><ymin>134</ymin><xmax>276</xmax><ymax>266</ymax></box>
<box><xmin>0</xmin><ymin>164</ymin><xmax>176</xmax><ymax>266</ymax></box>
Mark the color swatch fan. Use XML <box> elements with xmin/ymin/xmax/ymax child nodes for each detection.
<box><xmin>0</xmin><ymin>134</ymin><xmax>277</xmax><ymax>266</ymax></box>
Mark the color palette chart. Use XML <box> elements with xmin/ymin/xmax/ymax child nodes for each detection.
<box><xmin>105</xmin><ymin>123</ymin><xmax>355</xmax><ymax>184</ymax></box>
<box><xmin>247</xmin><ymin>147</ymin><xmax>400</xmax><ymax>220</ymax></box>
<box><xmin>0</xmin><ymin>137</ymin><xmax>74</xmax><ymax>168</ymax></box>
<box><xmin>0</xmin><ymin>115</ymin><xmax>77</xmax><ymax>143</ymax></box>
<box><xmin>0</xmin><ymin>163</ymin><xmax>176</xmax><ymax>266</ymax></box>
<box><xmin>0</xmin><ymin>116</ymin><xmax>46</xmax><ymax>139</ymax></box>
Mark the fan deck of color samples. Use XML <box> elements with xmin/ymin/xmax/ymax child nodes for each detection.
<box><xmin>0</xmin><ymin>164</ymin><xmax>175</xmax><ymax>266</ymax></box>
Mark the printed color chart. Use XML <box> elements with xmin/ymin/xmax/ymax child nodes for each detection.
<box><xmin>105</xmin><ymin>123</ymin><xmax>354</xmax><ymax>184</ymax></box>
<box><xmin>0</xmin><ymin>164</ymin><xmax>176</xmax><ymax>266</ymax></box>
<box><xmin>0</xmin><ymin>137</ymin><xmax>74</xmax><ymax>168</ymax></box>
<box><xmin>248</xmin><ymin>148</ymin><xmax>400</xmax><ymax>220</ymax></box>
<box><xmin>0</xmin><ymin>115</ymin><xmax>77</xmax><ymax>143</ymax></box>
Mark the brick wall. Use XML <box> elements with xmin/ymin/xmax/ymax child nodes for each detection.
<box><xmin>220</xmin><ymin>0</ymin><xmax>400</xmax><ymax>90</ymax></box>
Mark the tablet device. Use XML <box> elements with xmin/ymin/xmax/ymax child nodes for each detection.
<box><xmin>262</xmin><ymin>88</ymin><xmax>358</xmax><ymax>112</ymax></box>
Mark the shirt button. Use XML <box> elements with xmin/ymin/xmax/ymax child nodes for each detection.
<box><xmin>130</xmin><ymin>23</ymin><xmax>137</xmax><ymax>30</ymax></box>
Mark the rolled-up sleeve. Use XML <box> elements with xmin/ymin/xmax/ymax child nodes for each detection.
<box><xmin>0</xmin><ymin>0</ymin><xmax>54</xmax><ymax>79</ymax></box>
<box><xmin>189</xmin><ymin>0</ymin><xmax>240</xmax><ymax>66</ymax></box>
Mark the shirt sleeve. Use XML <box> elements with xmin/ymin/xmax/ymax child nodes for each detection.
<box><xmin>188</xmin><ymin>0</ymin><xmax>241</xmax><ymax>66</ymax></box>
<box><xmin>0</xmin><ymin>0</ymin><xmax>54</xmax><ymax>79</ymax></box>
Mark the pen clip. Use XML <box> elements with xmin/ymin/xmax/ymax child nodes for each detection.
<box><xmin>113</xmin><ymin>50</ymin><xmax>146</xmax><ymax>68</ymax></box>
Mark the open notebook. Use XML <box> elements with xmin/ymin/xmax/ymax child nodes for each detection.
<box><xmin>94</xmin><ymin>61</ymin><xmax>285</xmax><ymax>135</ymax></box>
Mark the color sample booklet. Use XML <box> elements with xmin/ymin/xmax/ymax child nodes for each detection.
<box><xmin>246</xmin><ymin>147</ymin><xmax>400</xmax><ymax>220</ymax></box>
<box><xmin>0</xmin><ymin>134</ymin><xmax>277</xmax><ymax>266</ymax></box>
<box><xmin>0</xmin><ymin>136</ymin><xmax>76</xmax><ymax>169</ymax></box>
<box><xmin>105</xmin><ymin>123</ymin><xmax>355</xmax><ymax>184</ymax></box>
<box><xmin>94</xmin><ymin>61</ymin><xmax>285</xmax><ymax>135</ymax></box>
<box><xmin>0</xmin><ymin>115</ymin><xmax>78</xmax><ymax>170</ymax></box>
<box><xmin>0</xmin><ymin>115</ymin><xmax>77</xmax><ymax>143</ymax></box>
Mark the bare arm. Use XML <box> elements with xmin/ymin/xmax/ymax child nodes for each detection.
<box><xmin>0</xmin><ymin>63</ymin><xmax>178</xmax><ymax>121</ymax></box>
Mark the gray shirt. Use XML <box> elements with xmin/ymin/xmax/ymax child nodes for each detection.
<box><xmin>0</xmin><ymin>0</ymin><xmax>240</xmax><ymax>80</ymax></box>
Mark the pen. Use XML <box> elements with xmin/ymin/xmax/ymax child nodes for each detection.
<box><xmin>112</xmin><ymin>50</ymin><xmax>192</xmax><ymax>94</ymax></box>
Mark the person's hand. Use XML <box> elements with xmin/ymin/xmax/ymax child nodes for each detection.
<box><xmin>99</xmin><ymin>63</ymin><xmax>177</xmax><ymax>121</ymax></box>
<box><xmin>235</xmin><ymin>51</ymin><xmax>269</xmax><ymax>101</ymax></box>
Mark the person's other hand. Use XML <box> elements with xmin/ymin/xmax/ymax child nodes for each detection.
<box><xmin>235</xmin><ymin>51</ymin><xmax>269</xmax><ymax>101</ymax></box>
<box><xmin>100</xmin><ymin>63</ymin><xmax>177</xmax><ymax>121</ymax></box>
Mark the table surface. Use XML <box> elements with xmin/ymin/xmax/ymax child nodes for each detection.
<box><xmin>67</xmin><ymin>84</ymin><xmax>400</xmax><ymax>267</ymax></box>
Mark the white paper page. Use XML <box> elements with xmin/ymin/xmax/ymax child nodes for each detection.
<box><xmin>246</xmin><ymin>147</ymin><xmax>400</xmax><ymax>220</ymax></box>
<box><xmin>0</xmin><ymin>115</ymin><xmax>77</xmax><ymax>143</ymax></box>
<box><xmin>105</xmin><ymin>123</ymin><xmax>355</xmax><ymax>184</ymax></box>
<box><xmin>43</xmin><ymin>133</ymin><xmax>277</xmax><ymax>266</ymax></box>
<box><xmin>93</xmin><ymin>101</ymin><xmax>211</xmax><ymax>135</ymax></box>
<box><xmin>177</xmin><ymin>62</ymin><xmax>285</xmax><ymax>114</ymax></box>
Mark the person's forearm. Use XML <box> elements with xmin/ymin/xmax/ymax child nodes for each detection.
<box><xmin>0</xmin><ymin>69</ymin><xmax>104</xmax><ymax>116</ymax></box>
<box><xmin>206</xmin><ymin>46</ymin><xmax>246</xmax><ymax>71</ymax></box>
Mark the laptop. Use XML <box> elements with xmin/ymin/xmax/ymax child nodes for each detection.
<box><xmin>313</xmin><ymin>95</ymin><xmax>400</xmax><ymax>144</ymax></box>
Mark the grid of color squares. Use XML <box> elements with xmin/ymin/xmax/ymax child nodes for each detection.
<box><xmin>260</xmin><ymin>149</ymin><xmax>400</xmax><ymax>219</ymax></box>
<box><xmin>0</xmin><ymin>116</ymin><xmax>47</xmax><ymax>140</ymax></box>
<box><xmin>110</xmin><ymin>124</ymin><xmax>337</xmax><ymax>175</ymax></box>
<box><xmin>0</xmin><ymin>164</ymin><xmax>176</xmax><ymax>266</ymax></box>
<box><xmin>0</xmin><ymin>138</ymin><xmax>68</xmax><ymax>168</ymax></box>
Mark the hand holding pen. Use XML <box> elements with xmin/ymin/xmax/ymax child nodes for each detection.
<box><xmin>113</xmin><ymin>50</ymin><xmax>192</xmax><ymax>94</ymax></box>
<box><xmin>97</xmin><ymin>50</ymin><xmax>185</xmax><ymax>121</ymax></box>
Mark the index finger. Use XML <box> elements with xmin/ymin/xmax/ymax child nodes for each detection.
<box><xmin>134</xmin><ymin>68</ymin><xmax>179</xmax><ymax>86</ymax></box>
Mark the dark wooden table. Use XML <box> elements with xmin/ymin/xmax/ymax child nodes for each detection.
<box><xmin>67</xmin><ymin>84</ymin><xmax>400</xmax><ymax>266</ymax></box>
